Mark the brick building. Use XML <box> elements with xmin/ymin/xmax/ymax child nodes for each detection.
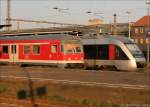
<box><xmin>131</xmin><ymin>16</ymin><xmax>150</xmax><ymax>52</ymax></box>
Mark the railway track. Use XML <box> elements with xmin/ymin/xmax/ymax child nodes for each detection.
<box><xmin>0</xmin><ymin>65</ymin><xmax>150</xmax><ymax>90</ymax></box>
<box><xmin>0</xmin><ymin>65</ymin><xmax>150</xmax><ymax>105</ymax></box>
<box><xmin>0</xmin><ymin>75</ymin><xmax>150</xmax><ymax>90</ymax></box>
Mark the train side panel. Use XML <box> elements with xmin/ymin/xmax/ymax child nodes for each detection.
<box><xmin>0</xmin><ymin>39</ymin><xmax>84</xmax><ymax>67</ymax></box>
<box><xmin>83</xmin><ymin>44</ymin><xmax>137</xmax><ymax>71</ymax></box>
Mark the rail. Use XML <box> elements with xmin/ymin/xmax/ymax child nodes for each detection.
<box><xmin>0</xmin><ymin>75</ymin><xmax>150</xmax><ymax>90</ymax></box>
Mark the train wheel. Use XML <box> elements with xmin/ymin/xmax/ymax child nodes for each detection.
<box><xmin>99</xmin><ymin>66</ymin><xmax>104</xmax><ymax>70</ymax></box>
<box><xmin>112</xmin><ymin>66</ymin><xmax>119</xmax><ymax>71</ymax></box>
<box><xmin>95</xmin><ymin>65</ymin><xmax>99</xmax><ymax>70</ymax></box>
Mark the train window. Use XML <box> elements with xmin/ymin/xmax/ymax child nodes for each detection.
<box><xmin>125</xmin><ymin>43</ymin><xmax>143</xmax><ymax>58</ymax></box>
<box><xmin>83</xmin><ymin>45</ymin><xmax>95</xmax><ymax>59</ymax></box>
<box><xmin>115</xmin><ymin>46</ymin><xmax>128</xmax><ymax>60</ymax></box>
<box><xmin>76</xmin><ymin>46</ymin><xmax>82</xmax><ymax>53</ymax></box>
<box><xmin>2</xmin><ymin>46</ymin><xmax>8</xmax><ymax>54</ymax></box>
<box><xmin>11</xmin><ymin>45</ymin><xmax>16</xmax><ymax>54</ymax></box>
<box><xmin>51</xmin><ymin>45</ymin><xmax>57</xmax><ymax>53</ymax></box>
<box><xmin>33</xmin><ymin>45</ymin><xmax>40</xmax><ymax>54</ymax></box>
<box><xmin>24</xmin><ymin>45</ymin><xmax>30</xmax><ymax>54</ymax></box>
<box><xmin>64</xmin><ymin>44</ymin><xmax>82</xmax><ymax>53</ymax></box>
<box><xmin>84</xmin><ymin>45</ymin><xmax>108</xmax><ymax>60</ymax></box>
<box><xmin>125</xmin><ymin>43</ymin><xmax>140</xmax><ymax>52</ymax></box>
<box><xmin>64</xmin><ymin>44</ymin><xmax>73</xmax><ymax>53</ymax></box>
<box><xmin>97</xmin><ymin>45</ymin><xmax>109</xmax><ymax>60</ymax></box>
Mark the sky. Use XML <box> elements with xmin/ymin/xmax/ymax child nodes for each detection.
<box><xmin>0</xmin><ymin>0</ymin><xmax>148</xmax><ymax>29</ymax></box>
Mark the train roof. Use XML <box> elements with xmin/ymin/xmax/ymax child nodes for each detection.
<box><xmin>0</xmin><ymin>34</ymin><xmax>77</xmax><ymax>41</ymax></box>
<box><xmin>104</xmin><ymin>35</ymin><xmax>133</xmax><ymax>43</ymax></box>
<box><xmin>80</xmin><ymin>34</ymin><xmax>133</xmax><ymax>45</ymax></box>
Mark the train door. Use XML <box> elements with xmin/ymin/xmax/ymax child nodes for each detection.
<box><xmin>9</xmin><ymin>45</ymin><xmax>18</xmax><ymax>62</ymax></box>
<box><xmin>109</xmin><ymin>44</ymin><xmax>116</xmax><ymax>60</ymax></box>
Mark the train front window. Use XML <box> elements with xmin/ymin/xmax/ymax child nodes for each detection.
<box><xmin>125</xmin><ymin>43</ymin><xmax>141</xmax><ymax>52</ymax></box>
<box><xmin>125</xmin><ymin>43</ymin><xmax>144</xmax><ymax>57</ymax></box>
<box><xmin>115</xmin><ymin>46</ymin><xmax>129</xmax><ymax>60</ymax></box>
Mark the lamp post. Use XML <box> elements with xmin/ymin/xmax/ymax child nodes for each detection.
<box><xmin>0</xmin><ymin>0</ymin><xmax>11</xmax><ymax>30</ymax></box>
<box><xmin>6</xmin><ymin>0</ymin><xmax>11</xmax><ymax>31</ymax></box>
<box><xmin>146</xmin><ymin>0</ymin><xmax>150</xmax><ymax>66</ymax></box>
<box><xmin>126</xmin><ymin>11</ymin><xmax>131</xmax><ymax>40</ymax></box>
<box><xmin>86</xmin><ymin>11</ymin><xmax>103</xmax><ymax>69</ymax></box>
<box><xmin>113</xmin><ymin>13</ymin><xmax>117</xmax><ymax>35</ymax></box>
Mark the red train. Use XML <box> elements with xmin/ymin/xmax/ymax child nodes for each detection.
<box><xmin>0</xmin><ymin>34</ymin><xmax>84</xmax><ymax>68</ymax></box>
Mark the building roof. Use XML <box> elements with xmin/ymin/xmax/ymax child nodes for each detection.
<box><xmin>134</xmin><ymin>16</ymin><xmax>150</xmax><ymax>26</ymax></box>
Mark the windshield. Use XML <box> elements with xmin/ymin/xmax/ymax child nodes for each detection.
<box><xmin>125</xmin><ymin>43</ymin><xmax>144</xmax><ymax>57</ymax></box>
<box><xmin>125</xmin><ymin>43</ymin><xmax>141</xmax><ymax>51</ymax></box>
